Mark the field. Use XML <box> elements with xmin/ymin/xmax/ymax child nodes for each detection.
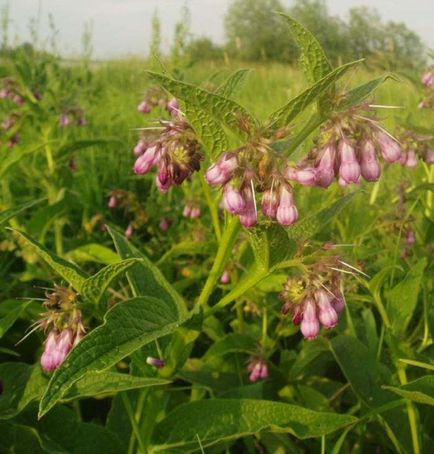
<box><xmin>0</xmin><ymin>17</ymin><xmax>433</xmax><ymax>454</ymax></box>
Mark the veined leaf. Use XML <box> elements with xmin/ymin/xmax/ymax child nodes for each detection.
<box><xmin>288</xmin><ymin>192</ymin><xmax>357</xmax><ymax>242</ymax></box>
<box><xmin>383</xmin><ymin>376</ymin><xmax>434</xmax><ymax>406</ymax></box>
<box><xmin>0</xmin><ymin>198</ymin><xmax>45</xmax><ymax>227</ymax></box>
<box><xmin>151</xmin><ymin>399</ymin><xmax>357</xmax><ymax>451</ymax></box>
<box><xmin>63</xmin><ymin>372</ymin><xmax>170</xmax><ymax>401</ymax></box>
<box><xmin>0</xmin><ymin>363</ymin><xmax>47</xmax><ymax>419</ymax></box>
<box><xmin>204</xmin><ymin>333</ymin><xmax>258</xmax><ymax>358</ymax></box>
<box><xmin>337</xmin><ymin>75</ymin><xmax>397</xmax><ymax>111</ymax></box>
<box><xmin>107</xmin><ymin>225</ymin><xmax>187</xmax><ymax>316</ymax></box>
<box><xmin>0</xmin><ymin>300</ymin><xmax>32</xmax><ymax>339</ymax></box>
<box><xmin>279</xmin><ymin>13</ymin><xmax>332</xmax><ymax>84</ymax></box>
<box><xmin>66</xmin><ymin>243</ymin><xmax>120</xmax><ymax>265</ymax></box>
<box><xmin>268</xmin><ymin>59</ymin><xmax>363</xmax><ymax>130</ymax></box>
<box><xmin>216</xmin><ymin>69</ymin><xmax>251</xmax><ymax>98</ymax></box>
<box><xmin>12</xmin><ymin>230</ymin><xmax>88</xmax><ymax>291</ymax></box>
<box><xmin>39</xmin><ymin>296</ymin><xmax>187</xmax><ymax>417</ymax></box>
<box><xmin>157</xmin><ymin>240</ymin><xmax>215</xmax><ymax>265</ymax></box>
<box><xmin>386</xmin><ymin>258</ymin><xmax>427</xmax><ymax>335</ymax></box>
<box><xmin>146</xmin><ymin>71</ymin><xmax>257</xmax><ymax>132</ymax></box>
<box><xmin>80</xmin><ymin>258</ymin><xmax>142</xmax><ymax>305</ymax></box>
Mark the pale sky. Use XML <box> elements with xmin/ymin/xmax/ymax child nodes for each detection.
<box><xmin>5</xmin><ymin>0</ymin><xmax>434</xmax><ymax>58</ymax></box>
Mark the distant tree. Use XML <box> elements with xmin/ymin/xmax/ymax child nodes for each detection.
<box><xmin>187</xmin><ymin>37</ymin><xmax>224</xmax><ymax>63</ymax></box>
<box><xmin>224</xmin><ymin>0</ymin><xmax>295</xmax><ymax>62</ymax></box>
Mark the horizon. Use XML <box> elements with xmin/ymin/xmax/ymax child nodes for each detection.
<box><xmin>5</xmin><ymin>0</ymin><xmax>434</xmax><ymax>59</ymax></box>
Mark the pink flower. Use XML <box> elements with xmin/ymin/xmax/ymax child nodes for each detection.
<box><xmin>360</xmin><ymin>139</ymin><xmax>381</xmax><ymax>182</ymax></box>
<box><xmin>247</xmin><ymin>358</ymin><xmax>269</xmax><ymax>382</ymax></box>
<box><xmin>261</xmin><ymin>188</ymin><xmax>279</xmax><ymax>218</ymax></box>
<box><xmin>238</xmin><ymin>183</ymin><xmax>257</xmax><ymax>228</ymax></box>
<box><xmin>276</xmin><ymin>185</ymin><xmax>298</xmax><ymax>226</ymax></box>
<box><xmin>167</xmin><ymin>98</ymin><xmax>180</xmax><ymax>116</ymax></box>
<box><xmin>138</xmin><ymin>101</ymin><xmax>151</xmax><ymax>114</ymax></box>
<box><xmin>315</xmin><ymin>144</ymin><xmax>336</xmax><ymax>188</ymax></box>
<box><xmin>376</xmin><ymin>131</ymin><xmax>402</xmax><ymax>163</ymax></box>
<box><xmin>220</xmin><ymin>270</ymin><xmax>231</xmax><ymax>284</ymax></box>
<box><xmin>41</xmin><ymin>330</ymin><xmax>74</xmax><ymax>372</ymax></box>
<box><xmin>315</xmin><ymin>290</ymin><xmax>338</xmax><ymax>329</ymax></box>
<box><xmin>300</xmin><ymin>298</ymin><xmax>320</xmax><ymax>340</ymax></box>
<box><xmin>224</xmin><ymin>184</ymin><xmax>245</xmax><ymax>214</ymax></box>
<box><xmin>338</xmin><ymin>140</ymin><xmax>361</xmax><ymax>185</ymax></box>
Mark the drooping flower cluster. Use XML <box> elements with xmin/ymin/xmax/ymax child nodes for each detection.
<box><xmin>206</xmin><ymin>138</ymin><xmax>298</xmax><ymax>228</ymax></box>
<box><xmin>395</xmin><ymin>130</ymin><xmax>434</xmax><ymax>166</ymax></box>
<box><xmin>36</xmin><ymin>285</ymin><xmax>85</xmax><ymax>371</ymax></box>
<box><xmin>59</xmin><ymin>107</ymin><xmax>87</xmax><ymax>128</ymax></box>
<box><xmin>0</xmin><ymin>78</ymin><xmax>24</xmax><ymax>105</ymax></box>
<box><xmin>137</xmin><ymin>86</ymin><xmax>179</xmax><ymax>117</ymax></box>
<box><xmin>288</xmin><ymin>104</ymin><xmax>404</xmax><ymax>188</ymax></box>
<box><xmin>419</xmin><ymin>69</ymin><xmax>434</xmax><ymax>109</ymax></box>
<box><xmin>183</xmin><ymin>201</ymin><xmax>201</xmax><ymax>219</ymax></box>
<box><xmin>134</xmin><ymin>119</ymin><xmax>203</xmax><ymax>192</ymax></box>
<box><xmin>280</xmin><ymin>256</ymin><xmax>348</xmax><ymax>340</ymax></box>
<box><xmin>247</xmin><ymin>357</ymin><xmax>269</xmax><ymax>382</ymax></box>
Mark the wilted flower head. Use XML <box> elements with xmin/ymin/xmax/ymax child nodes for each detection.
<box><xmin>133</xmin><ymin>118</ymin><xmax>203</xmax><ymax>191</ymax></box>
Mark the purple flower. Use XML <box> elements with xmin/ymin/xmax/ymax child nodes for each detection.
<box><xmin>276</xmin><ymin>185</ymin><xmax>298</xmax><ymax>226</ymax></box>
<box><xmin>315</xmin><ymin>290</ymin><xmax>338</xmax><ymax>329</ymax></box>
<box><xmin>360</xmin><ymin>139</ymin><xmax>381</xmax><ymax>182</ymax></box>
<box><xmin>238</xmin><ymin>183</ymin><xmax>257</xmax><ymax>228</ymax></box>
<box><xmin>300</xmin><ymin>298</ymin><xmax>320</xmax><ymax>340</ymax></box>
<box><xmin>41</xmin><ymin>330</ymin><xmax>73</xmax><ymax>372</ymax></box>
<box><xmin>376</xmin><ymin>131</ymin><xmax>402</xmax><ymax>163</ymax></box>
<box><xmin>315</xmin><ymin>144</ymin><xmax>336</xmax><ymax>188</ymax></box>
<box><xmin>224</xmin><ymin>184</ymin><xmax>245</xmax><ymax>214</ymax></box>
<box><xmin>138</xmin><ymin>101</ymin><xmax>152</xmax><ymax>114</ymax></box>
<box><xmin>338</xmin><ymin>140</ymin><xmax>361</xmax><ymax>185</ymax></box>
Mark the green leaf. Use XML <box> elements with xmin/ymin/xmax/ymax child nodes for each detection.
<box><xmin>248</xmin><ymin>223</ymin><xmax>297</xmax><ymax>270</ymax></box>
<box><xmin>337</xmin><ymin>75</ymin><xmax>396</xmax><ymax>111</ymax></box>
<box><xmin>157</xmin><ymin>240</ymin><xmax>215</xmax><ymax>266</ymax></box>
<box><xmin>0</xmin><ymin>142</ymin><xmax>51</xmax><ymax>178</ymax></box>
<box><xmin>279</xmin><ymin>13</ymin><xmax>332</xmax><ymax>84</ymax></box>
<box><xmin>63</xmin><ymin>372</ymin><xmax>170</xmax><ymax>401</ymax></box>
<box><xmin>146</xmin><ymin>71</ymin><xmax>257</xmax><ymax>133</ymax></box>
<box><xmin>80</xmin><ymin>258</ymin><xmax>142</xmax><ymax>305</ymax></box>
<box><xmin>39</xmin><ymin>296</ymin><xmax>187</xmax><ymax>417</ymax></box>
<box><xmin>56</xmin><ymin>138</ymin><xmax>122</xmax><ymax>160</ymax></box>
<box><xmin>107</xmin><ymin>225</ymin><xmax>187</xmax><ymax>316</ymax></box>
<box><xmin>0</xmin><ymin>198</ymin><xmax>45</xmax><ymax>227</ymax></box>
<box><xmin>268</xmin><ymin>59</ymin><xmax>363</xmax><ymax>130</ymax></box>
<box><xmin>386</xmin><ymin>258</ymin><xmax>427</xmax><ymax>334</ymax></box>
<box><xmin>288</xmin><ymin>192</ymin><xmax>357</xmax><ymax>242</ymax></box>
<box><xmin>215</xmin><ymin>69</ymin><xmax>250</xmax><ymax>98</ymax></box>
<box><xmin>12</xmin><ymin>229</ymin><xmax>88</xmax><ymax>291</ymax></box>
<box><xmin>0</xmin><ymin>363</ymin><xmax>47</xmax><ymax>419</ymax></box>
<box><xmin>383</xmin><ymin>376</ymin><xmax>434</xmax><ymax>406</ymax></box>
<box><xmin>151</xmin><ymin>399</ymin><xmax>357</xmax><ymax>451</ymax></box>
<box><xmin>66</xmin><ymin>243</ymin><xmax>121</xmax><ymax>265</ymax></box>
<box><xmin>0</xmin><ymin>300</ymin><xmax>32</xmax><ymax>338</ymax></box>
<box><xmin>204</xmin><ymin>333</ymin><xmax>258</xmax><ymax>358</ymax></box>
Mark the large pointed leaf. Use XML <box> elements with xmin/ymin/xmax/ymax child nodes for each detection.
<box><xmin>12</xmin><ymin>229</ymin><xmax>88</xmax><ymax>291</ymax></box>
<box><xmin>386</xmin><ymin>258</ymin><xmax>427</xmax><ymax>335</ymax></box>
<box><xmin>268</xmin><ymin>59</ymin><xmax>362</xmax><ymax>130</ymax></box>
<box><xmin>107</xmin><ymin>225</ymin><xmax>187</xmax><ymax>316</ymax></box>
<box><xmin>63</xmin><ymin>372</ymin><xmax>170</xmax><ymax>401</ymax></box>
<box><xmin>39</xmin><ymin>296</ymin><xmax>187</xmax><ymax>417</ymax></box>
<box><xmin>146</xmin><ymin>71</ymin><xmax>257</xmax><ymax>132</ymax></box>
<box><xmin>0</xmin><ymin>300</ymin><xmax>32</xmax><ymax>339</ymax></box>
<box><xmin>216</xmin><ymin>69</ymin><xmax>250</xmax><ymax>98</ymax></box>
<box><xmin>279</xmin><ymin>13</ymin><xmax>332</xmax><ymax>84</ymax></box>
<box><xmin>288</xmin><ymin>192</ymin><xmax>357</xmax><ymax>242</ymax></box>
<box><xmin>80</xmin><ymin>258</ymin><xmax>142</xmax><ymax>305</ymax></box>
<box><xmin>151</xmin><ymin>399</ymin><xmax>357</xmax><ymax>451</ymax></box>
<box><xmin>383</xmin><ymin>376</ymin><xmax>434</xmax><ymax>406</ymax></box>
<box><xmin>0</xmin><ymin>198</ymin><xmax>45</xmax><ymax>227</ymax></box>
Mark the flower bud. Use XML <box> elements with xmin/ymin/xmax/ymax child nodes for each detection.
<box><xmin>125</xmin><ymin>223</ymin><xmax>134</xmax><ymax>239</ymax></box>
<box><xmin>138</xmin><ymin>101</ymin><xmax>151</xmax><ymax>114</ymax></box>
<box><xmin>239</xmin><ymin>184</ymin><xmax>257</xmax><ymax>228</ymax></box>
<box><xmin>159</xmin><ymin>217</ymin><xmax>171</xmax><ymax>231</ymax></box>
<box><xmin>146</xmin><ymin>357</ymin><xmax>165</xmax><ymax>368</ymax></box>
<box><xmin>133</xmin><ymin>140</ymin><xmax>147</xmax><ymax>156</ymax></box>
<box><xmin>224</xmin><ymin>184</ymin><xmax>245</xmax><ymax>214</ymax></box>
<box><xmin>248</xmin><ymin>359</ymin><xmax>268</xmax><ymax>382</ymax></box>
<box><xmin>276</xmin><ymin>186</ymin><xmax>298</xmax><ymax>226</ymax></box>
<box><xmin>41</xmin><ymin>329</ymin><xmax>73</xmax><ymax>372</ymax></box>
<box><xmin>406</xmin><ymin>229</ymin><xmax>416</xmax><ymax>245</ymax></box>
<box><xmin>167</xmin><ymin>98</ymin><xmax>180</xmax><ymax>116</ymax></box>
<box><xmin>220</xmin><ymin>270</ymin><xmax>231</xmax><ymax>284</ymax></box>
<box><xmin>315</xmin><ymin>290</ymin><xmax>338</xmax><ymax>328</ymax></box>
<box><xmin>376</xmin><ymin>131</ymin><xmax>402</xmax><ymax>163</ymax></box>
<box><xmin>295</xmin><ymin>168</ymin><xmax>317</xmax><ymax>186</ymax></box>
<box><xmin>261</xmin><ymin>188</ymin><xmax>279</xmax><ymax>218</ymax></box>
<box><xmin>338</xmin><ymin>140</ymin><xmax>361</xmax><ymax>184</ymax></box>
<box><xmin>108</xmin><ymin>195</ymin><xmax>118</xmax><ymax>209</ymax></box>
<box><xmin>190</xmin><ymin>207</ymin><xmax>201</xmax><ymax>219</ymax></box>
<box><xmin>360</xmin><ymin>139</ymin><xmax>381</xmax><ymax>182</ymax></box>
<box><xmin>331</xmin><ymin>294</ymin><xmax>346</xmax><ymax>314</ymax></box>
<box><xmin>300</xmin><ymin>298</ymin><xmax>320</xmax><ymax>340</ymax></box>
<box><xmin>404</xmin><ymin>150</ymin><xmax>418</xmax><ymax>168</ymax></box>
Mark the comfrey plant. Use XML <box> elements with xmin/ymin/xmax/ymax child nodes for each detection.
<box><xmin>3</xmin><ymin>14</ymin><xmax>432</xmax><ymax>454</ymax></box>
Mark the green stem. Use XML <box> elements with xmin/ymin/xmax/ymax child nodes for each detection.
<box><xmin>425</xmin><ymin>164</ymin><xmax>434</xmax><ymax>218</ymax></box>
<box><xmin>121</xmin><ymin>393</ymin><xmax>147</xmax><ymax>454</ymax></box>
<box><xmin>201</xmin><ymin>174</ymin><xmax>222</xmax><ymax>241</ymax></box>
<box><xmin>397</xmin><ymin>367</ymin><xmax>420</xmax><ymax>454</ymax></box>
<box><xmin>284</xmin><ymin>114</ymin><xmax>323</xmax><ymax>157</ymax></box>
<box><xmin>196</xmin><ymin>216</ymin><xmax>240</xmax><ymax>308</ymax></box>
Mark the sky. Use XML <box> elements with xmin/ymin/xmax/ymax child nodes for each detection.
<box><xmin>4</xmin><ymin>0</ymin><xmax>434</xmax><ymax>58</ymax></box>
